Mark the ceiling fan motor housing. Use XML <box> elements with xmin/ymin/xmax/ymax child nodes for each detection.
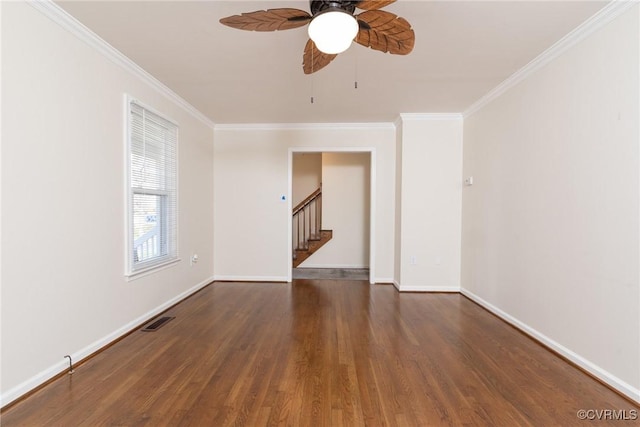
<box><xmin>310</xmin><ymin>0</ymin><xmax>358</xmax><ymax>17</ymax></box>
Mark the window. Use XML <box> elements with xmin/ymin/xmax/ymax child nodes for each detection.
<box><xmin>126</xmin><ymin>97</ymin><xmax>178</xmax><ymax>276</ymax></box>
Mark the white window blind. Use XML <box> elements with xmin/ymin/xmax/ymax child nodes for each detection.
<box><xmin>126</xmin><ymin>98</ymin><xmax>178</xmax><ymax>275</ymax></box>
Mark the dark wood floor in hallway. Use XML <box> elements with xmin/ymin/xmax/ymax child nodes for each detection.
<box><xmin>2</xmin><ymin>280</ymin><xmax>636</xmax><ymax>426</ymax></box>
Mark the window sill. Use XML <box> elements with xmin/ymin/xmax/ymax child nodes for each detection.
<box><xmin>126</xmin><ymin>258</ymin><xmax>181</xmax><ymax>281</ymax></box>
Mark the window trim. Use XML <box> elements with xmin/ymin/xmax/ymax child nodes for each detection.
<box><xmin>124</xmin><ymin>95</ymin><xmax>179</xmax><ymax>278</ymax></box>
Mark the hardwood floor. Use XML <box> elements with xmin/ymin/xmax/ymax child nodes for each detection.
<box><xmin>2</xmin><ymin>280</ymin><xmax>636</xmax><ymax>426</ymax></box>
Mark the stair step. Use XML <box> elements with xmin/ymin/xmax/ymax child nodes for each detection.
<box><xmin>292</xmin><ymin>230</ymin><xmax>333</xmax><ymax>268</ymax></box>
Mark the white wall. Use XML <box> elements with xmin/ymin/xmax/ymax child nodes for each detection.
<box><xmin>395</xmin><ymin>116</ymin><xmax>463</xmax><ymax>292</ymax></box>
<box><xmin>394</xmin><ymin>123</ymin><xmax>403</xmax><ymax>286</ymax></box>
<box><xmin>213</xmin><ymin>125</ymin><xmax>395</xmax><ymax>282</ymax></box>
<box><xmin>1</xmin><ymin>1</ymin><xmax>214</xmax><ymax>405</ymax></box>
<box><xmin>292</xmin><ymin>152</ymin><xmax>321</xmax><ymax>207</ymax></box>
<box><xmin>461</xmin><ymin>5</ymin><xmax>639</xmax><ymax>401</ymax></box>
<box><xmin>300</xmin><ymin>152</ymin><xmax>370</xmax><ymax>268</ymax></box>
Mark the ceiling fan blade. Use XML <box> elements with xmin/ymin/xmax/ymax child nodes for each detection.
<box><xmin>303</xmin><ymin>39</ymin><xmax>338</xmax><ymax>74</ymax></box>
<box><xmin>220</xmin><ymin>8</ymin><xmax>311</xmax><ymax>32</ymax></box>
<box><xmin>355</xmin><ymin>0</ymin><xmax>396</xmax><ymax>11</ymax></box>
<box><xmin>355</xmin><ymin>10</ymin><xmax>414</xmax><ymax>55</ymax></box>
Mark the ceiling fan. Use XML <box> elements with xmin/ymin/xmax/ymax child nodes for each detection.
<box><xmin>220</xmin><ymin>0</ymin><xmax>415</xmax><ymax>74</ymax></box>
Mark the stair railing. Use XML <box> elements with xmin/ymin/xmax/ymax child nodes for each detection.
<box><xmin>133</xmin><ymin>225</ymin><xmax>159</xmax><ymax>262</ymax></box>
<box><xmin>292</xmin><ymin>187</ymin><xmax>322</xmax><ymax>256</ymax></box>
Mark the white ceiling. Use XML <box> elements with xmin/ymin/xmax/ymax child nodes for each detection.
<box><xmin>57</xmin><ymin>0</ymin><xmax>608</xmax><ymax>124</ymax></box>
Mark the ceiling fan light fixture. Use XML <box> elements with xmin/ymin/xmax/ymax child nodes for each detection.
<box><xmin>308</xmin><ymin>9</ymin><xmax>359</xmax><ymax>54</ymax></box>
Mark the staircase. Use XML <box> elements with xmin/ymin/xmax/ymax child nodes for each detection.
<box><xmin>292</xmin><ymin>187</ymin><xmax>332</xmax><ymax>268</ymax></box>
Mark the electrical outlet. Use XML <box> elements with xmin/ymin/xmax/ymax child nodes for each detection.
<box><xmin>410</xmin><ymin>256</ymin><xmax>417</xmax><ymax>265</ymax></box>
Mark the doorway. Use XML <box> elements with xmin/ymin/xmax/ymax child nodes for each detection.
<box><xmin>288</xmin><ymin>148</ymin><xmax>376</xmax><ymax>284</ymax></box>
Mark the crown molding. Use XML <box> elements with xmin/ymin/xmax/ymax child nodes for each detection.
<box><xmin>463</xmin><ymin>0</ymin><xmax>638</xmax><ymax>118</ymax></box>
<box><xmin>28</xmin><ymin>0</ymin><xmax>215</xmax><ymax>129</ymax></box>
<box><xmin>398</xmin><ymin>113</ymin><xmax>463</xmax><ymax>122</ymax></box>
<box><xmin>394</xmin><ymin>116</ymin><xmax>404</xmax><ymax>129</ymax></box>
<box><xmin>215</xmin><ymin>116</ymin><xmax>466</xmax><ymax>131</ymax></box>
<box><xmin>214</xmin><ymin>122</ymin><xmax>396</xmax><ymax>131</ymax></box>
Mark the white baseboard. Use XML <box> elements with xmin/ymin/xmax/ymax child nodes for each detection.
<box><xmin>461</xmin><ymin>287</ymin><xmax>640</xmax><ymax>404</ymax></box>
<box><xmin>374</xmin><ymin>277</ymin><xmax>394</xmax><ymax>284</ymax></box>
<box><xmin>213</xmin><ymin>275</ymin><xmax>289</xmax><ymax>283</ymax></box>
<box><xmin>0</xmin><ymin>276</ymin><xmax>214</xmax><ymax>408</ymax></box>
<box><xmin>393</xmin><ymin>281</ymin><xmax>460</xmax><ymax>293</ymax></box>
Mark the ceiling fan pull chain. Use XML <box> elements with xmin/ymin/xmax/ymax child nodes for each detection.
<box><xmin>354</xmin><ymin>33</ymin><xmax>359</xmax><ymax>89</ymax></box>
<box><xmin>310</xmin><ymin>44</ymin><xmax>315</xmax><ymax>103</ymax></box>
<box><xmin>355</xmin><ymin>56</ymin><xmax>358</xmax><ymax>88</ymax></box>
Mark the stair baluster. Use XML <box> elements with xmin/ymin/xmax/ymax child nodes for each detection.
<box><xmin>292</xmin><ymin>187</ymin><xmax>332</xmax><ymax>268</ymax></box>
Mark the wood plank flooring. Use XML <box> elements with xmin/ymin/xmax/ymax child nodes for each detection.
<box><xmin>2</xmin><ymin>280</ymin><xmax>637</xmax><ymax>426</ymax></box>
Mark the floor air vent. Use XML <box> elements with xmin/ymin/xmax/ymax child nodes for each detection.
<box><xmin>141</xmin><ymin>316</ymin><xmax>175</xmax><ymax>332</ymax></box>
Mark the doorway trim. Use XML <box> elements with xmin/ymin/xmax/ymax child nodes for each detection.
<box><xmin>288</xmin><ymin>147</ymin><xmax>376</xmax><ymax>284</ymax></box>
